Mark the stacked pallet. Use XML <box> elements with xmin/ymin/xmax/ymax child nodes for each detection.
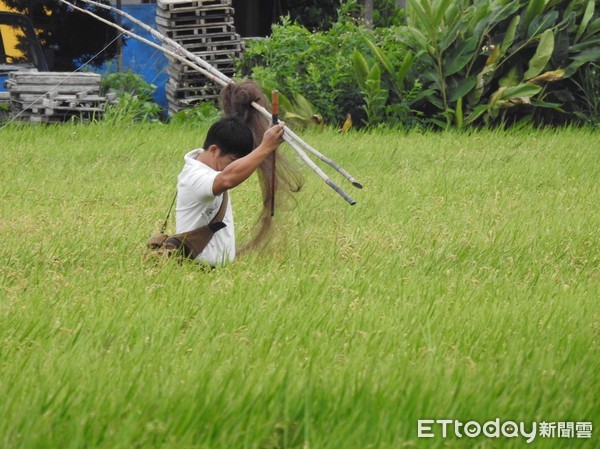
<box><xmin>5</xmin><ymin>72</ymin><xmax>116</xmax><ymax>123</ymax></box>
<box><xmin>156</xmin><ymin>0</ymin><xmax>244</xmax><ymax>115</ymax></box>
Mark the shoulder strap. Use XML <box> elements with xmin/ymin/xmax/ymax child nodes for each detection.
<box><xmin>160</xmin><ymin>189</ymin><xmax>228</xmax><ymax>233</ymax></box>
<box><xmin>160</xmin><ymin>190</ymin><xmax>178</xmax><ymax>234</ymax></box>
<box><xmin>210</xmin><ymin>191</ymin><xmax>229</xmax><ymax>224</ymax></box>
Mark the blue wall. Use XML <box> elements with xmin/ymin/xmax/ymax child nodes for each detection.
<box><xmin>111</xmin><ymin>5</ymin><xmax>169</xmax><ymax>109</ymax></box>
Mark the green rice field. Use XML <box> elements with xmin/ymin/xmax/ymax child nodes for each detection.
<box><xmin>1</xmin><ymin>123</ymin><xmax>598</xmax><ymax>448</ymax></box>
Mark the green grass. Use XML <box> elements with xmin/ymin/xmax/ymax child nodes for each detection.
<box><xmin>1</xmin><ymin>123</ymin><xmax>598</xmax><ymax>449</ymax></box>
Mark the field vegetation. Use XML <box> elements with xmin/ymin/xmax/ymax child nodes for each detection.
<box><xmin>1</xmin><ymin>123</ymin><xmax>598</xmax><ymax>448</ymax></box>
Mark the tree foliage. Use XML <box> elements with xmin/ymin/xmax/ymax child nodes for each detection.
<box><xmin>3</xmin><ymin>0</ymin><xmax>120</xmax><ymax>71</ymax></box>
<box><xmin>243</xmin><ymin>0</ymin><xmax>600</xmax><ymax>129</ymax></box>
<box><xmin>402</xmin><ymin>0</ymin><xmax>600</xmax><ymax>127</ymax></box>
<box><xmin>280</xmin><ymin>0</ymin><xmax>404</xmax><ymax>30</ymax></box>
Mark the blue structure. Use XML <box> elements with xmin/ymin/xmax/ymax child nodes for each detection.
<box><xmin>0</xmin><ymin>6</ymin><xmax>169</xmax><ymax>110</ymax></box>
<box><xmin>110</xmin><ymin>4</ymin><xmax>169</xmax><ymax>109</ymax></box>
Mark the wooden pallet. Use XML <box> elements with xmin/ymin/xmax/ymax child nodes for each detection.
<box><xmin>156</xmin><ymin>14</ymin><xmax>235</xmax><ymax>30</ymax></box>
<box><xmin>177</xmin><ymin>42</ymin><xmax>243</xmax><ymax>56</ymax></box>
<box><xmin>167</xmin><ymin>47</ymin><xmax>240</xmax><ymax>62</ymax></box>
<box><xmin>7</xmin><ymin>72</ymin><xmax>102</xmax><ymax>84</ymax></box>
<box><xmin>157</xmin><ymin>5</ymin><xmax>234</xmax><ymax>17</ymax></box>
<box><xmin>168</xmin><ymin>59</ymin><xmax>237</xmax><ymax>76</ymax></box>
<box><xmin>170</xmin><ymin>33</ymin><xmax>243</xmax><ymax>47</ymax></box>
<box><xmin>157</xmin><ymin>0</ymin><xmax>243</xmax><ymax>115</ymax></box>
<box><xmin>6</xmin><ymin>72</ymin><xmax>116</xmax><ymax>123</ymax></box>
<box><xmin>162</xmin><ymin>26</ymin><xmax>240</xmax><ymax>41</ymax></box>
<box><xmin>158</xmin><ymin>25</ymin><xmax>237</xmax><ymax>40</ymax></box>
<box><xmin>157</xmin><ymin>0</ymin><xmax>232</xmax><ymax>11</ymax></box>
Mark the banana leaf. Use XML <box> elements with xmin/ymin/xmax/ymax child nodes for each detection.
<box><xmin>575</xmin><ymin>0</ymin><xmax>596</xmax><ymax>43</ymax></box>
<box><xmin>448</xmin><ymin>76</ymin><xmax>477</xmax><ymax>102</ymax></box>
<box><xmin>565</xmin><ymin>47</ymin><xmax>600</xmax><ymax>76</ymax></box>
<box><xmin>501</xmin><ymin>15</ymin><xmax>520</xmax><ymax>57</ymax></box>
<box><xmin>444</xmin><ymin>36</ymin><xmax>479</xmax><ymax>76</ymax></box>
<box><xmin>352</xmin><ymin>50</ymin><xmax>370</xmax><ymax>89</ymax></box>
<box><xmin>524</xmin><ymin>29</ymin><xmax>555</xmax><ymax>79</ymax></box>
<box><xmin>527</xmin><ymin>10</ymin><xmax>559</xmax><ymax>39</ymax></box>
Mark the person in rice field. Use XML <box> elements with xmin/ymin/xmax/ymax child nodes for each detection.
<box><xmin>175</xmin><ymin>115</ymin><xmax>285</xmax><ymax>267</ymax></box>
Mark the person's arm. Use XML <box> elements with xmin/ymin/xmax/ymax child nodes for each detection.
<box><xmin>212</xmin><ymin>123</ymin><xmax>284</xmax><ymax>195</ymax></box>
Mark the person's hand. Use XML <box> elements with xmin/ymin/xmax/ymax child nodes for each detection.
<box><xmin>261</xmin><ymin>123</ymin><xmax>285</xmax><ymax>151</ymax></box>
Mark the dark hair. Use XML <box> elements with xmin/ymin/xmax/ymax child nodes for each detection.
<box><xmin>203</xmin><ymin>115</ymin><xmax>254</xmax><ymax>158</ymax></box>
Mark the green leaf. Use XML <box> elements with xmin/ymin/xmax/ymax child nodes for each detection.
<box><xmin>499</xmin><ymin>66</ymin><xmax>522</xmax><ymax>88</ymax></box>
<box><xmin>352</xmin><ymin>50</ymin><xmax>369</xmax><ymax>89</ymax></box>
<box><xmin>553</xmin><ymin>20</ymin><xmax>571</xmax><ymax>66</ymax></box>
<box><xmin>524</xmin><ymin>29</ymin><xmax>555</xmax><ymax>80</ymax></box>
<box><xmin>523</xmin><ymin>0</ymin><xmax>547</xmax><ymax>32</ymax></box>
<box><xmin>444</xmin><ymin>36</ymin><xmax>478</xmax><ymax>76</ymax></box>
<box><xmin>277</xmin><ymin>91</ymin><xmax>295</xmax><ymax>113</ymax></box>
<box><xmin>368</xmin><ymin>64</ymin><xmax>382</xmax><ymax>90</ymax></box>
<box><xmin>444</xmin><ymin>2</ymin><xmax>460</xmax><ymax>26</ymax></box>
<box><xmin>576</xmin><ymin>0</ymin><xmax>596</xmax><ymax>43</ymax></box>
<box><xmin>406</xmin><ymin>26</ymin><xmax>431</xmax><ymax>54</ymax></box>
<box><xmin>432</xmin><ymin>0</ymin><xmax>454</xmax><ymax>30</ymax></box>
<box><xmin>364</xmin><ymin>39</ymin><xmax>395</xmax><ymax>76</ymax></box>
<box><xmin>407</xmin><ymin>0</ymin><xmax>433</xmax><ymax>34</ymax></box>
<box><xmin>448</xmin><ymin>76</ymin><xmax>477</xmax><ymax>102</ymax></box>
<box><xmin>421</xmin><ymin>0</ymin><xmax>434</xmax><ymax>23</ymax></box>
<box><xmin>527</xmin><ymin>11</ymin><xmax>559</xmax><ymax>40</ymax></box>
<box><xmin>586</xmin><ymin>17</ymin><xmax>600</xmax><ymax>37</ymax></box>
<box><xmin>500</xmin><ymin>83</ymin><xmax>543</xmax><ymax>101</ymax></box>
<box><xmin>455</xmin><ymin>96</ymin><xmax>463</xmax><ymax>128</ymax></box>
<box><xmin>570</xmin><ymin>36</ymin><xmax>600</xmax><ymax>52</ymax></box>
<box><xmin>396</xmin><ymin>51</ymin><xmax>414</xmax><ymax>92</ymax></box>
<box><xmin>530</xmin><ymin>99</ymin><xmax>565</xmax><ymax>112</ymax></box>
<box><xmin>501</xmin><ymin>15</ymin><xmax>520</xmax><ymax>57</ymax></box>
<box><xmin>464</xmin><ymin>104</ymin><xmax>488</xmax><ymax>125</ymax></box>
<box><xmin>564</xmin><ymin>47</ymin><xmax>600</xmax><ymax>77</ymax></box>
<box><xmin>293</xmin><ymin>93</ymin><xmax>315</xmax><ymax>118</ymax></box>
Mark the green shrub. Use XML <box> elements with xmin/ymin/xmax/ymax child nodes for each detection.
<box><xmin>569</xmin><ymin>62</ymin><xmax>600</xmax><ymax>125</ymax></box>
<box><xmin>169</xmin><ymin>102</ymin><xmax>222</xmax><ymax>126</ymax></box>
<box><xmin>239</xmin><ymin>10</ymin><xmax>419</xmax><ymax>128</ymax></box>
<box><xmin>280</xmin><ymin>0</ymin><xmax>405</xmax><ymax>30</ymax></box>
<box><xmin>243</xmin><ymin>0</ymin><xmax>600</xmax><ymax>129</ymax></box>
<box><xmin>101</xmin><ymin>71</ymin><xmax>163</xmax><ymax>123</ymax></box>
<box><xmin>403</xmin><ymin>0</ymin><xmax>600</xmax><ymax>128</ymax></box>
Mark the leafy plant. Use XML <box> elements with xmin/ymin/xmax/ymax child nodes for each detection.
<box><xmin>239</xmin><ymin>8</ymin><xmax>417</xmax><ymax>128</ymax></box>
<box><xmin>351</xmin><ymin>35</ymin><xmax>429</xmax><ymax>128</ymax></box>
<box><xmin>101</xmin><ymin>71</ymin><xmax>163</xmax><ymax>123</ymax></box>
<box><xmin>570</xmin><ymin>62</ymin><xmax>600</xmax><ymax>125</ymax></box>
<box><xmin>404</xmin><ymin>0</ymin><xmax>600</xmax><ymax>127</ymax></box>
<box><xmin>352</xmin><ymin>49</ymin><xmax>388</xmax><ymax>125</ymax></box>
<box><xmin>279</xmin><ymin>0</ymin><xmax>405</xmax><ymax>30</ymax></box>
<box><xmin>169</xmin><ymin>102</ymin><xmax>222</xmax><ymax>126</ymax></box>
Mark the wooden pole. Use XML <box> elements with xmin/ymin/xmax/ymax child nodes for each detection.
<box><xmin>270</xmin><ymin>89</ymin><xmax>279</xmax><ymax>216</ymax></box>
<box><xmin>68</xmin><ymin>0</ymin><xmax>362</xmax><ymax>189</ymax></box>
<box><xmin>116</xmin><ymin>0</ymin><xmax>123</xmax><ymax>72</ymax></box>
<box><xmin>58</xmin><ymin>0</ymin><xmax>360</xmax><ymax>206</ymax></box>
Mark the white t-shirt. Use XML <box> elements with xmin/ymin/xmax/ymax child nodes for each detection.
<box><xmin>175</xmin><ymin>149</ymin><xmax>235</xmax><ymax>266</ymax></box>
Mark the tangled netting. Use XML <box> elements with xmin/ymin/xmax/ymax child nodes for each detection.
<box><xmin>220</xmin><ymin>81</ymin><xmax>304</xmax><ymax>255</ymax></box>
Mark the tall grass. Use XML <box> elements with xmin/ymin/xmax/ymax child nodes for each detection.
<box><xmin>1</xmin><ymin>123</ymin><xmax>598</xmax><ymax>449</ymax></box>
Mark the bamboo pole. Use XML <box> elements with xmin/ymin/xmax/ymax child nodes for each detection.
<box><xmin>67</xmin><ymin>0</ymin><xmax>362</xmax><ymax>190</ymax></box>
<box><xmin>270</xmin><ymin>90</ymin><xmax>279</xmax><ymax>216</ymax></box>
<box><xmin>58</xmin><ymin>0</ymin><xmax>360</xmax><ymax>204</ymax></box>
<box><xmin>76</xmin><ymin>0</ymin><xmax>363</xmax><ymax>189</ymax></box>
